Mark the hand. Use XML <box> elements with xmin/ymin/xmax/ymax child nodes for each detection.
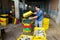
<box><xmin>33</xmin><ymin>12</ymin><xmax>37</xmax><ymax>14</ymax></box>
<box><xmin>29</xmin><ymin>17</ymin><xmax>33</xmax><ymax>20</ymax></box>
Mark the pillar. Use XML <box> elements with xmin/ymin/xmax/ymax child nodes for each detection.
<box><xmin>14</xmin><ymin>0</ymin><xmax>20</xmax><ymax>19</ymax></box>
<box><xmin>56</xmin><ymin>0</ymin><xmax>60</xmax><ymax>25</ymax></box>
<box><xmin>22</xmin><ymin>0</ymin><xmax>25</xmax><ymax>10</ymax></box>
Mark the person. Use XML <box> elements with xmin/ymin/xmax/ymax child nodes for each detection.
<box><xmin>29</xmin><ymin>5</ymin><xmax>43</xmax><ymax>27</ymax></box>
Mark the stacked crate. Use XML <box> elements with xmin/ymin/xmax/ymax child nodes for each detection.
<box><xmin>0</xmin><ymin>14</ymin><xmax>8</xmax><ymax>26</ymax></box>
<box><xmin>22</xmin><ymin>18</ymin><xmax>32</xmax><ymax>33</ymax></box>
<box><xmin>43</xmin><ymin>18</ymin><xmax>50</xmax><ymax>30</ymax></box>
<box><xmin>17</xmin><ymin>27</ymin><xmax>47</xmax><ymax>40</ymax></box>
<box><xmin>17</xmin><ymin>10</ymin><xmax>50</xmax><ymax>40</ymax></box>
<box><xmin>33</xmin><ymin>27</ymin><xmax>46</xmax><ymax>40</ymax></box>
<box><xmin>17</xmin><ymin>35</ymin><xmax>33</xmax><ymax>40</ymax></box>
<box><xmin>22</xmin><ymin>11</ymin><xmax>33</xmax><ymax>33</ymax></box>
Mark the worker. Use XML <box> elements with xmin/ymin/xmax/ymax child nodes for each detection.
<box><xmin>29</xmin><ymin>5</ymin><xmax>43</xmax><ymax>27</ymax></box>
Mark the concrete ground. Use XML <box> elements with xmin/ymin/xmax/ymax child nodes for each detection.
<box><xmin>2</xmin><ymin>19</ymin><xmax>60</xmax><ymax>40</ymax></box>
<box><xmin>47</xmin><ymin>20</ymin><xmax>60</xmax><ymax>40</ymax></box>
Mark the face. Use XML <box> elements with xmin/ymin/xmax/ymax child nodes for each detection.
<box><xmin>35</xmin><ymin>7</ymin><xmax>38</xmax><ymax>11</ymax></box>
<box><xmin>35</xmin><ymin>7</ymin><xmax>40</xmax><ymax>11</ymax></box>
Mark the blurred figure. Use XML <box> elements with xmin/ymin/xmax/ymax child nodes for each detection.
<box><xmin>29</xmin><ymin>5</ymin><xmax>43</xmax><ymax>27</ymax></box>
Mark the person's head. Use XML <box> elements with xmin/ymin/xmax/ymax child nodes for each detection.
<box><xmin>35</xmin><ymin>5</ymin><xmax>40</xmax><ymax>11</ymax></box>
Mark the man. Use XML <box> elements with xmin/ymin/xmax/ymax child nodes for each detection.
<box><xmin>29</xmin><ymin>5</ymin><xmax>43</xmax><ymax>27</ymax></box>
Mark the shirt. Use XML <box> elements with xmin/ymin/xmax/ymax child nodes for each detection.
<box><xmin>36</xmin><ymin>10</ymin><xmax>43</xmax><ymax>21</ymax></box>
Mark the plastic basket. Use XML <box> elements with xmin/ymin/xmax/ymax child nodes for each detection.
<box><xmin>33</xmin><ymin>36</ymin><xmax>46</xmax><ymax>40</ymax></box>
<box><xmin>0</xmin><ymin>18</ymin><xmax>8</xmax><ymax>26</ymax></box>
<box><xmin>23</xmin><ymin>28</ymin><xmax>31</xmax><ymax>33</ymax></box>
<box><xmin>33</xmin><ymin>27</ymin><xmax>46</xmax><ymax>40</ymax></box>
<box><xmin>17</xmin><ymin>35</ymin><xmax>33</xmax><ymax>40</ymax></box>
<box><xmin>43</xmin><ymin>18</ymin><xmax>50</xmax><ymax>30</ymax></box>
<box><xmin>23</xmin><ymin>11</ymin><xmax>33</xmax><ymax>17</ymax></box>
<box><xmin>23</xmin><ymin>24</ymin><xmax>32</xmax><ymax>28</ymax></box>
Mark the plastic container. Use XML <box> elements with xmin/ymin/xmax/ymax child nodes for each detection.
<box><xmin>0</xmin><ymin>18</ymin><xmax>8</xmax><ymax>26</ymax></box>
<box><xmin>33</xmin><ymin>27</ymin><xmax>47</xmax><ymax>40</ymax></box>
<box><xmin>22</xmin><ymin>18</ymin><xmax>33</xmax><ymax>24</ymax></box>
<box><xmin>43</xmin><ymin>18</ymin><xmax>50</xmax><ymax>30</ymax></box>
<box><xmin>23</xmin><ymin>28</ymin><xmax>31</xmax><ymax>32</ymax></box>
<box><xmin>0</xmin><ymin>14</ymin><xmax>8</xmax><ymax>16</ymax></box>
<box><xmin>0</xmin><ymin>14</ymin><xmax>8</xmax><ymax>26</ymax></box>
<box><xmin>34</xmin><ymin>27</ymin><xmax>46</xmax><ymax>36</ymax></box>
<box><xmin>14</xmin><ymin>18</ymin><xmax>19</xmax><ymax>24</ymax></box>
<box><xmin>17</xmin><ymin>35</ymin><xmax>33</xmax><ymax>40</ymax></box>
<box><xmin>24</xmin><ymin>28</ymin><xmax>31</xmax><ymax>31</ymax></box>
<box><xmin>23</xmin><ymin>24</ymin><xmax>32</xmax><ymax>28</ymax></box>
<box><xmin>33</xmin><ymin>36</ymin><xmax>46</xmax><ymax>40</ymax></box>
<box><xmin>23</xmin><ymin>11</ymin><xmax>33</xmax><ymax>17</ymax></box>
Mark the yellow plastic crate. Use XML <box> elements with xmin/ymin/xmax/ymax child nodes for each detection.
<box><xmin>43</xmin><ymin>18</ymin><xmax>50</xmax><ymax>30</ymax></box>
<box><xmin>24</xmin><ymin>23</ymin><xmax>30</xmax><ymax>26</ymax></box>
<box><xmin>33</xmin><ymin>27</ymin><xmax>46</xmax><ymax>40</ymax></box>
<box><xmin>34</xmin><ymin>27</ymin><xmax>46</xmax><ymax>36</ymax></box>
<box><xmin>1</xmin><ymin>14</ymin><xmax>8</xmax><ymax>16</ymax></box>
<box><xmin>17</xmin><ymin>35</ymin><xmax>33</xmax><ymax>40</ymax></box>
<box><xmin>14</xmin><ymin>18</ymin><xmax>19</xmax><ymax>24</ymax></box>
<box><xmin>0</xmin><ymin>18</ymin><xmax>8</xmax><ymax>26</ymax></box>
<box><xmin>23</xmin><ymin>11</ymin><xmax>33</xmax><ymax>17</ymax></box>
<box><xmin>14</xmin><ymin>18</ymin><xmax>16</xmax><ymax>24</ymax></box>
<box><xmin>33</xmin><ymin>36</ymin><xmax>46</xmax><ymax>40</ymax></box>
<box><xmin>0</xmin><ymin>14</ymin><xmax>8</xmax><ymax>26</ymax></box>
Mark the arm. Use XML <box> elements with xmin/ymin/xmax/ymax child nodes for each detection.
<box><xmin>29</xmin><ymin>16</ymin><xmax>38</xmax><ymax>20</ymax></box>
<box><xmin>29</xmin><ymin>10</ymin><xmax>43</xmax><ymax>20</ymax></box>
<box><xmin>33</xmin><ymin>12</ymin><xmax>37</xmax><ymax>14</ymax></box>
<box><xmin>32</xmin><ymin>16</ymin><xmax>38</xmax><ymax>19</ymax></box>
